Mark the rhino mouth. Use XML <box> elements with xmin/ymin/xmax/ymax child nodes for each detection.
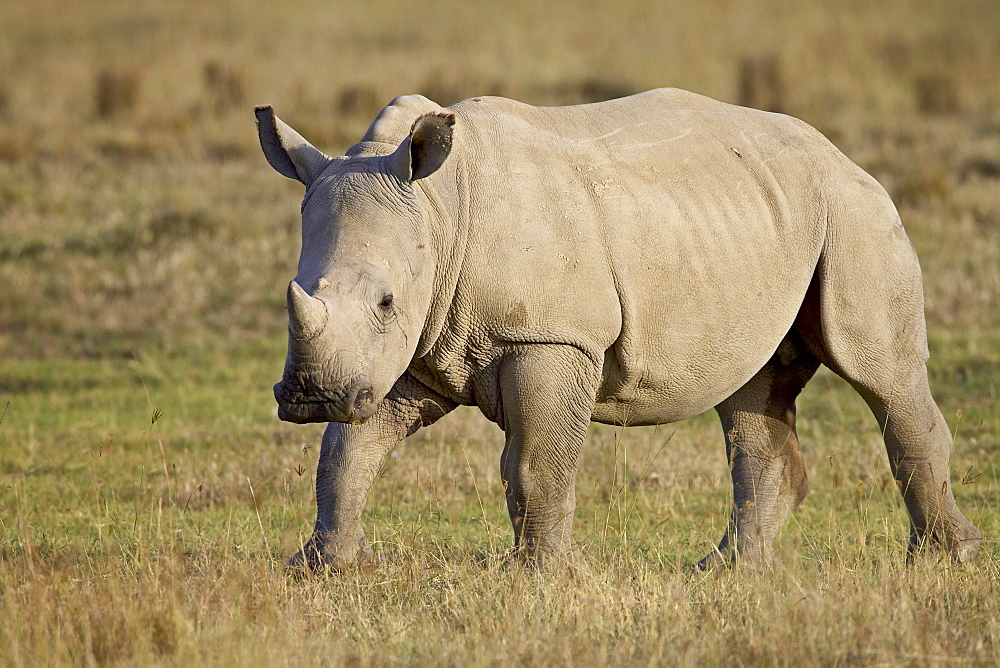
<box><xmin>274</xmin><ymin>378</ymin><xmax>377</xmax><ymax>425</ymax></box>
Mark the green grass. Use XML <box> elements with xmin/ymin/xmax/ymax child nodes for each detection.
<box><xmin>1</xmin><ymin>0</ymin><xmax>999</xmax><ymax>664</ymax></box>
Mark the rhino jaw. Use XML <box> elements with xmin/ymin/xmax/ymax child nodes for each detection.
<box><xmin>274</xmin><ymin>378</ymin><xmax>378</xmax><ymax>424</ymax></box>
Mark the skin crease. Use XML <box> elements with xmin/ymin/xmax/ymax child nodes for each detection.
<box><xmin>255</xmin><ymin>89</ymin><xmax>981</xmax><ymax>571</ymax></box>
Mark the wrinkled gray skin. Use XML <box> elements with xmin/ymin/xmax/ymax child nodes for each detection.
<box><xmin>256</xmin><ymin>89</ymin><xmax>982</xmax><ymax>571</ymax></box>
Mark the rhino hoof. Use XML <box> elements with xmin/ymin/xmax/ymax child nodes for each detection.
<box><xmin>951</xmin><ymin>525</ymin><xmax>984</xmax><ymax>564</ymax></box>
<box><xmin>694</xmin><ymin>550</ymin><xmax>726</xmax><ymax>572</ymax></box>
<box><xmin>285</xmin><ymin>534</ymin><xmax>375</xmax><ymax>575</ymax></box>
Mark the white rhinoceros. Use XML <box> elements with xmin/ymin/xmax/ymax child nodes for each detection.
<box><xmin>256</xmin><ymin>89</ymin><xmax>981</xmax><ymax>570</ymax></box>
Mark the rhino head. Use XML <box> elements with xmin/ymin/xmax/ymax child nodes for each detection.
<box><xmin>255</xmin><ymin>105</ymin><xmax>455</xmax><ymax>424</ymax></box>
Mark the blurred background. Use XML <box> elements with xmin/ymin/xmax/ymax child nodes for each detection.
<box><xmin>1</xmin><ymin>0</ymin><xmax>997</xmax><ymax>362</ymax></box>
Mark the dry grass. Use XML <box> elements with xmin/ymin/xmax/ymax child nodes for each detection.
<box><xmin>1</xmin><ymin>0</ymin><xmax>998</xmax><ymax>664</ymax></box>
<box><xmin>3</xmin><ymin>538</ymin><xmax>997</xmax><ymax>665</ymax></box>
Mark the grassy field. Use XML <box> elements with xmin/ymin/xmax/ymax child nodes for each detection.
<box><xmin>1</xmin><ymin>0</ymin><xmax>998</xmax><ymax>664</ymax></box>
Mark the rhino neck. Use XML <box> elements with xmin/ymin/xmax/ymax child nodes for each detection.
<box><xmin>411</xmin><ymin>148</ymin><xmax>470</xmax><ymax>361</ymax></box>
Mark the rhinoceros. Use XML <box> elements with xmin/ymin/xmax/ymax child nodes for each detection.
<box><xmin>255</xmin><ymin>88</ymin><xmax>982</xmax><ymax>570</ymax></box>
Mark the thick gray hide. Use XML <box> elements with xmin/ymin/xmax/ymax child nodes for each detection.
<box><xmin>256</xmin><ymin>90</ymin><xmax>982</xmax><ymax>570</ymax></box>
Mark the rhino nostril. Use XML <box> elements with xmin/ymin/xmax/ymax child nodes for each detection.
<box><xmin>354</xmin><ymin>388</ymin><xmax>374</xmax><ymax>410</ymax></box>
<box><xmin>350</xmin><ymin>386</ymin><xmax>376</xmax><ymax>422</ymax></box>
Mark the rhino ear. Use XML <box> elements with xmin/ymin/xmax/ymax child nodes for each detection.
<box><xmin>255</xmin><ymin>105</ymin><xmax>333</xmax><ymax>186</ymax></box>
<box><xmin>392</xmin><ymin>112</ymin><xmax>456</xmax><ymax>182</ymax></box>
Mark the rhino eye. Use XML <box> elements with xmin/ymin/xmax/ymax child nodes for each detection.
<box><xmin>379</xmin><ymin>294</ymin><xmax>394</xmax><ymax>310</ymax></box>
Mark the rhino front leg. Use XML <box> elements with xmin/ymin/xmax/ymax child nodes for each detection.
<box><xmin>497</xmin><ymin>345</ymin><xmax>600</xmax><ymax>570</ymax></box>
<box><xmin>289</xmin><ymin>373</ymin><xmax>457</xmax><ymax>571</ymax></box>
<box><xmin>290</xmin><ymin>421</ymin><xmax>378</xmax><ymax>571</ymax></box>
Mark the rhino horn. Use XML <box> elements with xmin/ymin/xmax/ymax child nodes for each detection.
<box><xmin>287</xmin><ymin>281</ymin><xmax>328</xmax><ymax>341</ymax></box>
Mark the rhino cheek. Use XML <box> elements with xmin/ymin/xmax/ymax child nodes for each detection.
<box><xmin>367</xmin><ymin>332</ymin><xmax>417</xmax><ymax>400</ymax></box>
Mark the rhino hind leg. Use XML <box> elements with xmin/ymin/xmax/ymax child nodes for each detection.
<box><xmin>858</xmin><ymin>375</ymin><xmax>983</xmax><ymax>563</ymax></box>
<box><xmin>806</xmin><ymin>184</ymin><xmax>982</xmax><ymax>562</ymax></box>
<box><xmin>698</xmin><ymin>334</ymin><xmax>820</xmax><ymax>570</ymax></box>
<box><xmin>497</xmin><ymin>344</ymin><xmax>601</xmax><ymax>570</ymax></box>
<box><xmin>814</xmin><ymin>301</ymin><xmax>983</xmax><ymax>562</ymax></box>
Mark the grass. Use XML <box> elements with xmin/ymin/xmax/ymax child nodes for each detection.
<box><xmin>2</xmin><ymin>352</ymin><xmax>997</xmax><ymax>664</ymax></box>
<box><xmin>1</xmin><ymin>0</ymin><xmax>999</xmax><ymax>664</ymax></box>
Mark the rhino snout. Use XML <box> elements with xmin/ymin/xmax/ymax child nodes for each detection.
<box><xmin>274</xmin><ymin>377</ymin><xmax>378</xmax><ymax>425</ymax></box>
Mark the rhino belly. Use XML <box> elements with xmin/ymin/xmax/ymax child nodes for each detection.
<box><xmin>591</xmin><ymin>323</ymin><xmax>790</xmax><ymax>427</ymax></box>
<box><xmin>589</xmin><ymin>213</ymin><xmax>822</xmax><ymax>425</ymax></box>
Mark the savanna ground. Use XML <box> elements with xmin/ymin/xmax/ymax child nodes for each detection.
<box><xmin>1</xmin><ymin>0</ymin><xmax>998</xmax><ymax>664</ymax></box>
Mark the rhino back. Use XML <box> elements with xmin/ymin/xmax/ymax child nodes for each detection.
<box><xmin>426</xmin><ymin>90</ymin><xmax>845</xmax><ymax>422</ymax></box>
